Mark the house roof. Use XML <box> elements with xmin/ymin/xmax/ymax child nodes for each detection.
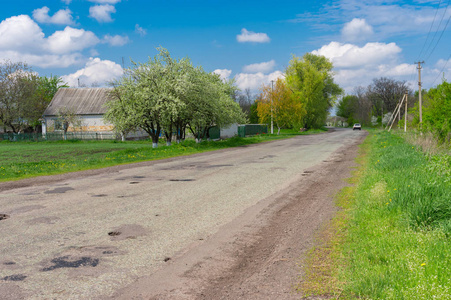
<box><xmin>43</xmin><ymin>88</ymin><xmax>113</xmax><ymax>116</ymax></box>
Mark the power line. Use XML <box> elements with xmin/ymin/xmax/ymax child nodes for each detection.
<box><xmin>425</xmin><ymin>14</ymin><xmax>451</xmax><ymax>62</ymax></box>
<box><xmin>423</xmin><ymin>0</ymin><xmax>451</xmax><ymax>60</ymax></box>
<box><xmin>431</xmin><ymin>53</ymin><xmax>451</xmax><ymax>86</ymax></box>
<box><xmin>417</xmin><ymin>0</ymin><xmax>443</xmax><ymax>60</ymax></box>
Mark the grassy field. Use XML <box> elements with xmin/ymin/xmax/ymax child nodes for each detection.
<box><xmin>300</xmin><ymin>130</ymin><xmax>451</xmax><ymax>299</ymax></box>
<box><xmin>0</xmin><ymin>128</ymin><xmax>326</xmax><ymax>182</ymax></box>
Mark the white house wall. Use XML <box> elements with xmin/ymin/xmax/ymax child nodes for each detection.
<box><xmin>220</xmin><ymin>124</ymin><xmax>238</xmax><ymax>139</ymax></box>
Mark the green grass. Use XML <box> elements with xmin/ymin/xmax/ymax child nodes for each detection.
<box><xmin>0</xmin><ymin>128</ymin><xmax>325</xmax><ymax>181</ymax></box>
<box><xmin>299</xmin><ymin>130</ymin><xmax>451</xmax><ymax>299</ymax></box>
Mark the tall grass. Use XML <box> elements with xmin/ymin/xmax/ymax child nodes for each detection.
<box><xmin>338</xmin><ymin>131</ymin><xmax>451</xmax><ymax>299</ymax></box>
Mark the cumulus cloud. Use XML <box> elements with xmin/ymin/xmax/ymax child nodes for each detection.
<box><xmin>213</xmin><ymin>69</ymin><xmax>232</xmax><ymax>81</ymax></box>
<box><xmin>312</xmin><ymin>41</ymin><xmax>401</xmax><ymax>68</ymax></box>
<box><xmin>234</xmin><ymin>71</ymin><xmax>284</xmax><ymax>91</ymax></box>
<box><xmin>0</xmin><ymin>15</ymin><xmax>103</xmax><ymax>68</ymax></box>
<box><xmin>47</xmin><ymin>27</ymin><xmax>99</xmax><ymax>54</ymax></box>
<box><xmin>32</xmin><ymin>7</ymin><xmax>75</xmax><ymax>25</ymax></box>
<box><xmin>236</xmin><ymin>28</ymin><xmax>270</xmax><ymax>43</ymax></box>
<box><xmin>242</xmin><ymin>60</ymin><xmax>276</xmax><ymax>73</ymax></box>
<box><xmin>89</xmin><ymin>4</ymin><xmax>116</xmax><ymax>23</ymax></box>
<box><xmin>0</xmin><ymin>50</ymin><xmax>83</xmax><ymax>68</ymax></box>
<box><xmin>341</xmin><ymin>18</ymin><xmax>373</xmax><ymax>42</ymax></box>
<box><xmin>61</xmin><ymin>57</ymin><xmax>123</xmax><ymax>87</ymax></box>
<box><xmin>135</xmin><ymin>24</ymin><xmax>147</xmax><ymax>36</ymax></box>
<box><xmin>103</xmin><ymin>34</ymin><xmax>129</xmax><ymax>46</ymax></box>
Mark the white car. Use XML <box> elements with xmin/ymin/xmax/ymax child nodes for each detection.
<box><xmin>353</xmin><ymin>123</ymin><xmax>361</xmax><ymax>130</ymax></box>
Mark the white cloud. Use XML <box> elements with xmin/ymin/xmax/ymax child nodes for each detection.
<box><xmin>103</xmin><ymin>34</ymin><xmax>129</xmax><ymax>46</ymax></box>
<box><xmin>341</xmin><ymin>18</ymin><xmax>373</xmax><ymax>42</ymax></box>
<box><xmin>0</xmin><ymin>15</ymin><xmax>104</xmax><ymax>68</ymax></box>
<box><xmin>47</xmin><ymin>27</ymin><xmax>99</xmax><ymax>54</ymax></box>
<box><xmin>236</xmin><ymin>28</ymin><xmax>270</xmax><ymax>43</ymax></box>
<box><xmin>213</xmin><ymin>69</ymin><xmax>232</xmax><ymax>81</ymax></box>
<box><xmin>312</xmin><ymin>41</ymin><xmax>401</xmax><ymax>68</ymax></box>
<box><xmin>88</xmin><ymin>0</ymin><xmax>121</xmax><ymax>3</ymax></box>
<box><xmin>0</xmin><ymin>50</ymin><xmax>83</xmax><ymax>68</ymax></box>
<box><xmin>0</xmin><ymin>15</ymin><xmax>45</xmax><ymax>52</ymax></box>
<box><xmin>61</xmin><ymin>57</ymin><xmax>123</xmax><ymax>87</ymax></box>
<box><xmin>242</xmin><ymin>60</ymin><xmax>276</xmax><ymax>73</ymax></box>
<box><xmin>89</xmin><ymin>4</ymin><xmax>116</xmax><ymax>23</ymax></box>
<box><xmin>135</xmin><ymin>24</ymin><xmax>147</xmax><ymax>36</ymax></box>
<box><xmin>32</xmin><ymin>7</ymin><xmax>75</xmax><ymax>25</ymax></box>
<box><xmin>234</xmin><ymin>71</ymin><xmax>284</xmax><ymax>91</ymax></box>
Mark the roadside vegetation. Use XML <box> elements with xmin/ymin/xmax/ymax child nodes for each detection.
<box><xmin>300</xmin><ymin>130</ymin><xmax>451</xmax><ymax>299</ymax></box>
<box><xmin>0</xmin><ymin>128</ymin><xmax>325</xmax><ymax>182</ymax></box>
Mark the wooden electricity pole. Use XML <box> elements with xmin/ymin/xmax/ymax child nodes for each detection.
<box><xmin>416</xmin><ymin>61</ymin><xmax>424</xmax><ymax>125</ymax></box>
<box><xmin>404</xmin><ymin>91</ymin><xmax>408</xmax><ymax>132</ymax></box>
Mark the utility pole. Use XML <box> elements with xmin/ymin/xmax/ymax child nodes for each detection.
<box><xmin>404</xmin><ymin>91</ymin><xmax>408</xmax><ymax>132</ymax></box>
<box><xmin>270</xmin><ymin>80</ymin><xmax>274</xmax><ymax>134</ymax></box>
<box><xmin>416</xmin><ymin>61</ymin><xmax>424</xmax><ymax>125</ymax></box>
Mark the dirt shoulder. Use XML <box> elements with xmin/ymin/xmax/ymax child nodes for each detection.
<box><xmin>110</xmin><ymin>131</ymin><xmax>367</xmax><ymax>300</ymax></box>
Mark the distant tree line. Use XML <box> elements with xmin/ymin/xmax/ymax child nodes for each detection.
<box><xmin>336</xmin><ymin>77</ymin><xmax>414</xmax><ymax>127</ymax></box>
<box><xmin>104</xmin><ymin>48</ymin><xmax>245</xmax><ymax>146</ymax></box>
<box><xmin>0</xmin><ymin>60</ymin><xmax>67</xmax><ymax>133</ymax></box>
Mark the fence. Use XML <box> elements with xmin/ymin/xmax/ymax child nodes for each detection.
<box><xmin>1</xmin><ymin>132</ymin><xmax>117</xmax><ymax>142</ymax></box>
<box><xmin>238</xmin><ymin>124</ymin><xmax>268</xmax><ymax>137</ymax></box>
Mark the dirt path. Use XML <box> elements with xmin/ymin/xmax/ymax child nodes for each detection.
<box><xmin>0</xmin><ymin>129</ymin><xmax>366</xmax><ymax>299</ymax></box>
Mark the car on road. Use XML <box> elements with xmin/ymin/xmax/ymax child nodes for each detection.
<box><xmin>353</xmin><ymin>123</ymin><xmax>361</xmax><ymax>130</ymax></box>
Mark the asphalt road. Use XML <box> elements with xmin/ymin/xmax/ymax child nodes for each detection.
<box><xmin>0</xmin><ymin>128</ymin><xmax>366</xmax><ymax>299</ymax></box>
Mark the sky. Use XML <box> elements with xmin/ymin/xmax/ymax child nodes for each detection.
<box><xmin>1</xmin><ymin>0</ymin><xmax>450</xmax><ymax>96</ymax></box>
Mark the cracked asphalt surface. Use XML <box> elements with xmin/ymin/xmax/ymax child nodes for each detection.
<box><xmin>0</xmin><ymin>128</ymin><xmax>366</xmax><ymax>299</ymax></box>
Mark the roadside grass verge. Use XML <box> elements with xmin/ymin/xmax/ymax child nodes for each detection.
<box><xmin>0</xmin><ymin>128</ymin><xmax>325</xmax><ymax>181</ymax></box>
<box><xmin>299</xmin><ymin>130</ymin><xmax>451</xmax><ymax>299</ymax></box>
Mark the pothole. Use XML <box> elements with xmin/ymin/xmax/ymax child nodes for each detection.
<box><xmin>2</xmin><ymin>274</ymin><xmax>27</xmax><ymax>281</ymax></box>
<box><xmin>41</xmin><ymin>256</ymin><xmax>99</xmax><ymax>271</ymax></box>
<box><xmin>129</xmin><ymin>182</ymin><xmax>140</xmax><ymax>184</ymax></box>
<box><xmin>164</xmin><ymin>257</ymin><xmax>171</xmax><ymax>262</ymax></box>
<box><xmin>92</xmin><ymin>194</ymin><xmax>108</xmax><ymax>197</ymax></box>
<box><xmin>108</xmin><ymin>231</ymin><xmax>121</xmax><ymax>236</ymax></box>
<box><xmin>133</xmin><ymin>176</ymin><xmax>145</xmax><ymax>179</ymax></box>
<box><xmin>169</xmin><ymin>179</ymin><xmax>195</xmax><ymax>182</ymax></box>
<box><xmin>44</xmin><ymin>187</ymin><xmax>74</xmax><ymax>194</ymax></box>
<box><xmin>0</xmin><ymin>214</ymin><xmax>10</xmax><ymax>221</ymax></box>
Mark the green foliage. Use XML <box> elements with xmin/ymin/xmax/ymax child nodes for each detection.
<box><xmin>249</xmin><ymin>101</ymin><xmax>259</xmax><ymax>124</ymax></box>
<box><xmin>336</xmin><ymin>95</ymin><xmax>358</xmax><ymax>120</ymax></box>
<box><xmin>0</xmin><ymin>60</ymin><xmax>66</xmax><ymax>133</ymax></box>
<box><xmin>106</xmin><ymin>48</ymin><xmax>244</xmax><ymax>146</ymax></box>
<box><xmin>337</xmin><ymin>131</ymin><xmax>451</xmax><ymax>299</ymax></box>
<box><xmin>286</xmin><ymin>53</ymin><xmax>343</xmax><ymax>129</ymax></box>
<box><xmin>422</xmin><ymin>81</ymin><xmax>451</xmax><ymax>143</ymax></box>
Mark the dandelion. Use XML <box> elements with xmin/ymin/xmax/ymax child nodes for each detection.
<box><xmin>421</xmin><ymin>263</ymin><xmax>426</xmax><ymax>266</ymax></box>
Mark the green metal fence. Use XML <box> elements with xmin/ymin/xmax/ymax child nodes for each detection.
<box><xmin>238</xmin><ymin>124</ymin><xmax>268</xmax><ymax>137</ymax></box>
<box><xmin>208</xmin><ymin>126</ymin><xmax>221</xmax><ymax>140</ymax></box>
<box><xmin>1</xmin><ymin>132</ymin><xmax>117</xmax><ymax>142</ymax></box>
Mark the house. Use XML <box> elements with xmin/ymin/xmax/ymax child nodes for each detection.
<box><xmin>42</xmin><ymin>87</ymin><xmax>146</xmax><ymax>140</ymax></box>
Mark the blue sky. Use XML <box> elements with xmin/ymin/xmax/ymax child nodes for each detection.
<box><xmin>1</xmin><ymin>0</ymin><xmax>450</xmax><ymax>95</ymax></box>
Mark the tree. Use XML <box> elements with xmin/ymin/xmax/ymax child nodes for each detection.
<box><xmin>336</xmin><ymin>95</ymin><xmax>358</xmax><ymax>125</ymax></box>
<box><xmin>105</xmin><ymin>78</ymin><xmax>138</xmax><ymax>141</ymax></box>
<box><xmin>286</xmin><ymin>53</ymin><xmax>342</xmax><ymax>129</ymax></box>
<box><xmin>56</xmin><ymin>107</ymin><xmax>81</xmax><ymax>140</ymax></box>
<box><xmin>0</xmin><ymin>60</ymin><xmax>36</xmax><ymax>133</ymax></box>
<box><xmin>26</xmin><ymin>75</ymin><xmax>68</xmax><ymax>132</ymax></box>
<box><xmin>366</xmin><ymin>77</ymin><xmax>411</xmax><ymax>118</ymax></box>
<box><xmin>106</xmin><ymin>48</ymin><xmax>244</xmax><ymax>146</ymax></box>
<box><xmin>257</xmin><ymin>78</ymin><xmax>305</xmax><ymax>134</ymax></box>
<box><xmin>420</xmin><ymin>81</ymin><xmax>451</xmax><ymax>142</ymax></box>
